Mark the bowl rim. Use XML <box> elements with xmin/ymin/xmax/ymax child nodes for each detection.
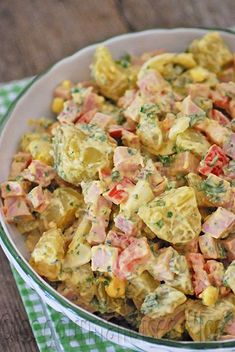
<box><xmin>1</xmin><ymin>27</ymin><xmax>235</xmax><ymax>350</ymax></box>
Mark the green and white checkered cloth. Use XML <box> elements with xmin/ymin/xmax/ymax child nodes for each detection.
<box><xmin>0</xmin><ymin>79</ymin><xmax>135</xmax><ymax>352</ymax></box>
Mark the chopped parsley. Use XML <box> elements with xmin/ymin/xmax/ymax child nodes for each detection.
<box><xmin>167</xmin><ymin>211</ymin><xmax>173</xmax><ymax>218</ymax></box>
<box><xmin>157</xmin><ymin>155</ymin><xmax>173</xmax><ymax>166</ymax></box>
<box><xmin>155</xmin><ymin>199</ymin><xmax>166</xmax><ymax>206</ymax></box>
<box><xmin>156</xmin><ymin>219</ymin><xmax>164</xmax><ymax>229</ymax></box>
<box><xmin>127</xmin><ymin>148</ymin><xmax>135</xmax><ymax>155</ymax></box>
<box><xmin>201</xmin><ymin>178</ymin><xmax>226</xmax><ymax>202</ymax></box>
<box><xmin>140</xmin><ymin>104</ymin><xmax>160</xmax><ymax>119</ymax></box>
<box><xmin>188</xmin><ymin>112</ymin><xmax>206</xmax><ymax>127</ymax></box>
<box><xmin>116</xmin><ymin>53</ymin><xmax>131</xmax><ymax>68</ymax></box>
<box><xmin>111</xmin><ymin>170</ymin><xmax>121</xmax><ymax>181</ymax></box>
<box><xmin>6</xmin><ymin>184</ymin><xmax>11</xmax><ymax>192</ymax></box>
<box><xmin>209</xmin><ymin>155</ymin><xmax>219</xmax><ymax>167</ymax></box>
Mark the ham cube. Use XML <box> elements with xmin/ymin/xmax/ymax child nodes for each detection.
<box><xmin>114</xmin><ymin>213</ymin><xmax>141</xmax><ymax>236</ymax></box>
<box><xmin>186</xmin><ymin>253</ymin><xmax>210</xmax><ymax>296</ymax></box>
<box><xmin>105</xmin><ymin>230</ymin><xmax>132</xmax><ymax>250</ymax></box>
<box><xmin>9</xmin><ymin>152</ymin><xmax>32</xmax><ymax>180</ymax></box>
<box><xmin>116</xmin><ymin>237</ymin><xmax>150</xmax><ymax>279</ymax></box>
<box><xmin>1</xmin><ymin>181</ymin><xmax>25</xmax><ymax>198</ymax></box>
<box><xmin>22</xmin><ymin>160</ymin><xmax>56</xmax><ymax>187</ymax></box>
<box><xmin>113</xmin><ymin>146</ymin><xmax>144</xmax><ymax>173</ymax></box>
<box><xmin>202</xmin><ymin>207</ymin><xmax>235</xmax><ymax>239</ymax></box>
<box><xmin>222</xmin><ymin>234</ymin><xmax>235</xmax><ymax>262</ymax></box>
<box><xmin>27</xmin><ymin>185</ymin><xmax>51</xmax><ymax>213</ymax></box>
<box><xmin>205</xmin><ymin>260</ymin><xmax>225</xmax><ymax>287</ymax></box>
<box><xmin>58</xmin><ymin>100</ymin><xmax>80</xmax><ymax>124</ymax></box>
<box><xmin>169</xmin><ymin>151</ymin><xmax>200</xmax><ymax>176</ymax></box>
<box><xmin>90</xmin><ymin>112</ymin><xmax>114</xmax><ymax>129</ymax></box>
<box><xmin>3</xmin><ymin>196</ymin><xmax>32</xmax><ymax>222</ymax></box>
<box><xmin>199</xmin><ymin>234</ymin><xmax>224</xmax><ymax>259</ymax></box>
<box><xmin>91</xmin><ymin>244</ymin><xmax>119</xmax><ymax>273</ymax></box>
<box><xmin>223</xmin><ymin>133</ymin><xmax>235</xmax><ymax>160</ymax></box>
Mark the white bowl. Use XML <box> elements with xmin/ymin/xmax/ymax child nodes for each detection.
<box><xmin>1</xmin><ymin>28</ymin><xmax>235</xmax><ymax>352</ymax></box>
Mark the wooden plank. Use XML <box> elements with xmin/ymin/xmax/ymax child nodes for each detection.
<box><xmin>0</xmin><ymin>248</ymin><xmax>39</xmax><ymax>352</ymax></box>
<box><xmin>118</xmin><ymin>0</ymin><xmax>235</xmax><ymax>30</ymax></box>
<box><xmin>0</xmin><ymin>0</ymin><xmax>128</xmax><ymax>81</ymax></box>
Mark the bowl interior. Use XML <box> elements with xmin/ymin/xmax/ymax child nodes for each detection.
<box><xmin>1</xmin><ymin>28</ymin><xmax>235</xmax><ymax>349</ymax></box>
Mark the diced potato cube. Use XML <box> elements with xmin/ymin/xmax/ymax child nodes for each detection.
<box><xmin>40</xmin><ymin>187</ymin><xmax>83</xmax><ymax>230</ymax></box>
<box><xmin>30</xmin><ymin>228</ymin><xmax>64</xmax><ymax>281</ymax></box>
<box><xmin>141</xmin><ymin>284</ymin><xmax>186</xmax><ymax>318</ymax></box>
<box><xmin>138</xmin><ymin>186</ymin><xmax>201</xmax><ymax>244</ymax></box>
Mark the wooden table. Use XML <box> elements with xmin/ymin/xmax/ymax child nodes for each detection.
<box><xmin>0</xmin><ymin>1</ymin><xmax>235</xmax><ymax>350</ymax></box>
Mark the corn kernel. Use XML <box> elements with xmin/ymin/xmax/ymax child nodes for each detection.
<box><xmin>200</xmin><ymin>286</ymin><xmax>219</xmax><ymax>306</ymax></box>
<box><xmin>105</xmin><ymin>276</ymin><xmax>126</xmax><ymax>298</ymax></box>
<box><xmin>51</xmin><ymin>97</ymin><xmax>64</xmax><ymax>114</ymax></box>
<box><xmin>62</xmin><ymin>80</ymin><xmax>72</xmax><ymax>89</ymax></box>
<box><xmin>190</xmin><ymin>67</ymin><xmax>209</xmax><ymax>82</ymax></box>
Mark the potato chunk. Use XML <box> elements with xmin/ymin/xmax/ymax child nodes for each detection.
<box><xmin>138</xmin><ymin>186</ymin><xmax>201</xmax><ymax>244</ymax></box>
<box><xmin>53</xmin><ymin>124</ymin><xmax>115</xmax><ymax>185</ymax></box>
<box><xmin>40</xmin><ymin>187</ymin><xmax>83</xmax><ymax>230</ymax></box>
<box><xmin>30</xmin><ymin>228</ymin><xmax>64</xmax><ymax>281</ymax></box>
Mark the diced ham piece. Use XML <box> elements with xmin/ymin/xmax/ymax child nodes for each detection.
<box><xmin>81</xmin><ymin>181</ymin><xmax>104</xmax><ymax>204</ymax></box>
<box><xmin>138</xmin><ymin>159</ymin><xmax>164</xmax><ymax>192</ymax></box>
<box><xmin>105</xmin><ymin>230</ymin><xmax>132</xmax><ymax>250</ymax></box>
<box><xmin>90</xmin><ymin>112</ymin><xmax>114</xmax><ymax>129</ymax></box>
<box><xmin>223</xmin><ymin>133</ymin><xmax>235</xmax><ymax>160</ymax></box>
<box><xmin>104</xmin><ymin>177</ymin><xmax>134</xmax><ymax>205</ymax></box>
<box><xmin>198</xmin><ymin>144</ymin><xmax>229</xmax><ymax>177</ymax></box>
<box><xmin>91</xmin><ymin>244</ymin><xmax>119</xmax><ymax>273</ymax></box>
<box><xmin>115</xmin><ymin>237</ymin><xmax>151</xmax><ymax>279</ymax></box>
<box><xmin>195</xmin><ymin>119</ymin><xmax>230</xmax><ymax>146</ymax></box>
<box><xmin>121</xmin><ymin>130</ymin><xmax>140</xmax><ymax>149</ymax></box>
<box><xmin>181</xmin><ymin>95</ymin><xmax>205</xmax><ymax>117</ymax></box>
<box><xmin>3</xmin><ymin>196</ymin><xmax>32</xmax><ymax>222</ymax></box>
<box><xmin>9</xmin><ymin>152</ymin><xmax>32</xmax><ymax>180</ymax></box>
<box><xmin>22</xmin><ymin>160</ymin><xmax>56</xmax><ymax>187</ymax></box>
<box><xmin>82</xmin><ymin>91</ymin><xmax>101</xmax><ymax>114</ymax></box>
<box><xmin>199</xmin><ymin>234</ymin><xmax>224</xmax><ymax>259</ymax></box>
<box><xmin>27</xmin><ymin>185</ymin><xmax>51</xmax><ymax>213</ymax></box>
<box><xmin>188</xmin><ymin>84</ymin><xmax>210</xmax><ymax>99</ymax></box>
<box><xmin>222</xmin><ymin>234</ymin><xmax>235</xmax><ymax>262</ymax></box>
<box><xmin>118</xmin><ymin>89</ymin><xmax>137</xmax><ymax>109</ymax></box>
<box><xmin>205</xmin><ymin>260</ymin><xmax>225</xmax><ymax>287</ymax></box>
<box><xmin>169</xmin><ymin>151</ymin><xmax>200</xmax><ymax>176</ymax></box>
<box><xmin>123</xmin><ymin>95</ymin><xmax>144</xmax><ymax>122</ymax></box>
<box><xmin>114</xmin><ymin>213</ymin><xmax>141</xmax><ymax>236</ymax></box>
<box><xmin>77</xmin><ymin>109</ymin><xmax>97</xmax><ymax>124</ymax></box>
<box><xmin>210</xmin><ymin>109</ymin><xmax>230</xmax><ymax>127</ymax></box>
<box><xmin>186</xmin><ymin>253</ymin><xmax>210</xmax><ymax>296</ymax></box>
<box><xmin>1</xmin><ymin>181</ymin><xmax>25</xmax><ymax>198</ymax></box>
<box><xmin>148</xmin><ymin>247</ymin><xmax>175</xmax><ymax>281</ymax></box>
<box><xmin>210</xmin><ymin>89</ymin><xmax>230</xmax><ymax>111</ymax></box>
<box><xmin>137</xmin><ymin>70</ymin><xmax>169</xmax><ymax>96</ymax></box>
<box><xmin>58</xmin><ymin>100</ymin><xmax>80</xmax><ymax>124</ymax></box>
<box><xmin>113</xmin><ymin>147</ymin><xmax>144</xmax><ymax>174</ymax></box>
<box><xmin>87</xmin><ymin>196</ymin><xmax>111</xmax><ymax>245</ymax></box>
<box><xmin>202</xmin><ymin>207</ymin><xmax>235</xmax><ymax>239</ymax></box>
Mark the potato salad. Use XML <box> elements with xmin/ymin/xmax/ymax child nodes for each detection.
<box><xmin>2</xmin><ymin>32</ymin><xmax>235</xmax><ymax>342</ymax></box>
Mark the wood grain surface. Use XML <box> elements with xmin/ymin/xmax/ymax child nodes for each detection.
<box><xmin>0</xmin><ymin>1</ymin><xmax>235</xmax><ymax>351</ymax></box>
